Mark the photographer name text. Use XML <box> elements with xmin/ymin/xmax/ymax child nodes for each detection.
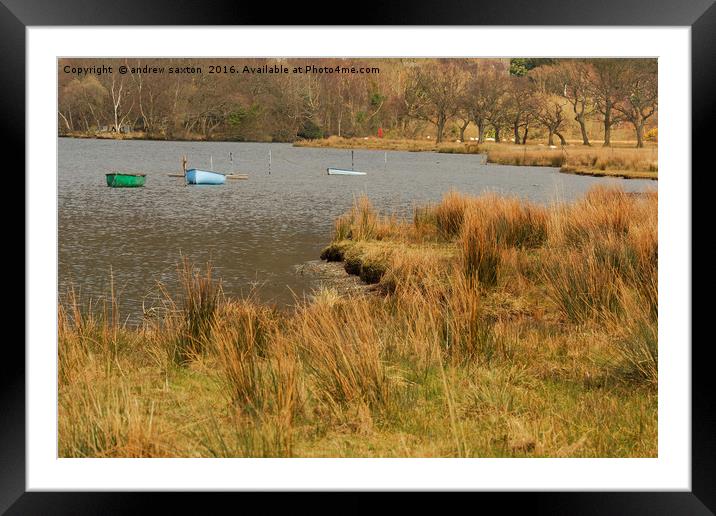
<box><xmin>62</xmin><ymin>63</ymin><xmax>380</xmax><ymax>77</ymax></box>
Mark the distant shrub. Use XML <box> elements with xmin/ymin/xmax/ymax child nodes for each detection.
<box><xmin>297</xmin><ymin>119</ymin><xmax>324</xmax><ymax>140</ymax></box>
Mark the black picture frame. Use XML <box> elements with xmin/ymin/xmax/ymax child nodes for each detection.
<box><xmin>6</xmin><ymin>0</ymin><xmax>709</xmax><ymax>511</ymax></box>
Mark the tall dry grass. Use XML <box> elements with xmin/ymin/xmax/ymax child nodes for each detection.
<box><xmin>208</xmin><ymin>302</ymin><xmax>299</xmax><ymax>455</ymax></box>
<box><xmin>58</xmin><ymin>285</ymin><xmax>166</xmax><ymax>457</ymax></box>
<box><xmin>59</xmin><ymin>185</ymin><xmax>658</xmax><ymax>458</ymax></box>
<box><xmin>174</xmin><ymin>257</ymin><xmax>222</xmax><ymax>363</ymax></box>
<box><xmin>434</xmin><ymin>191</ymin><xmax>469</xmax><ymax>239</ymax></box>
<box><xmin>542</xmin><ymin>187</ymin><xmax>657</xmax><ymax>322</ymax></box>
<box><xmin>332</xmin><ymin>195</ymin><xmax>403</xmax><ymax>242</ymax></box>
<box><xmin>211</xmin><ymin>302</ymin><xmax>278</xmax><ymax>413</ymax></box>
<box><xmin>294</xmin><ymin>298</ymin><xmax>394</xmax><ymax>415</ymax></box>
<box><xmin>460</xmin><ymin>208</ymin><xmax>500</xmax><ymax>286</ymax></box>
<box><xmin>481</xmin><ymin>143</ymin><xmax>658</xmax><ymax>174</ymax></box>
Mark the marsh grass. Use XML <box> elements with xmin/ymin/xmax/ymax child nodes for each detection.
<box><xmin>59</xmin><ymin>186</ymin><xmax>657</xmax><ymax>458</ymax></box>
<box><xmin>58</xmin><ymin>286</ymin><xmax>167</xmax><ymax>457</ymax></box>
<box><xmin>460</xmin><ymin>208</ymin><xmax>500</xmax><ymax>286</ymax></box>
<box><xmin>174</xmin><ymin>257</ymin><xmax>223</xmax><ymax>363</ymax></box>
<box><xmin>331</xmin><ymin>195</ymin><xmax>403</xmax><ymax>242</ymax></box>
<box><xmin>295</xmin><ymin>138</ymin><xmax>657</xmax><ymax>177</ymax></box>
<box><xmin>478</xmin><ymin>143</ymin><xmax>657</xmax><ymax>176</ymax></box>
<box><xmin>434</xmin><ymin>191</ymin><xmax>469</xmax><ymax>239</ymax></box>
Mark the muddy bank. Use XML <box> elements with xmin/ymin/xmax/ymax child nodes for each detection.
<box><xmin>294</xmin><ymin>260</ymin><xmax>379</xmax><ymax>298</ymax></box>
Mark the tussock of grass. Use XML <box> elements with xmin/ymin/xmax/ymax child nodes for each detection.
<box><xmin>434</xmin><ymin>191</ymin><xmax>469</xmax><ymax>239</ymax></box>
<box><xmin>330</xmin><ymin>195</ymin><xmax>403</xmax><ymax>242</ymax></box>
<box><xmin>175</xmin><ymin>257</ymin><xmax>222</xmax><ymax>364</ymax></box>
<box><xmin>605</xmin><ymin>289</ymin><xmax>658</xmax><ymax>388</ymax></box>
<box><xmin>540</xmin><ymin>248</ymin><xmax>622</xmax><ymax>322</ymax></box>
<box><xmin>481</xmin><ymin>143</ymin><xmax>657</xmax><ymax>176</ymax></box>
<box><xmin>59</xmin><ymin>186</ymin><xmax>657</xmax><ymax>458</ymax></box>
<box><xmin>460</xmin><ymin>208</ymin><xmax>500</xmax><ymax>286</ymax></box>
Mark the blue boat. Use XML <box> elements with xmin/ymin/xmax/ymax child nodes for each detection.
<box><xmin>185</xmin><ymin>168</ymin><xmax>226</xmax><ymax>185</ymax></box>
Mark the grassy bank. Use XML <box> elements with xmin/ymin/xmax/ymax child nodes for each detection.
<box><xmin>294</xmin><ymin>135</ymin><xmax>476</xmax><ymax>153</ymax></box>
<box><xmin>59</xmin><ymin>187</ymin><xmax>657</xmax><ymax>458</ymax></box>
<box><xmin>294</xmin><ymin>137</ymin><xmax>658</xmax><ymax>179</ymax></box>
<box><xmin>481</xmin><ymin>143</ymin><xmax>657</xmax><ymax>180</ymax></box>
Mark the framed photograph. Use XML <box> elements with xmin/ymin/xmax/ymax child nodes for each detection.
<box><xmin>8</xmin><ymin>0</ymin><xmax>709</xmax><ymax>510</ymax></box>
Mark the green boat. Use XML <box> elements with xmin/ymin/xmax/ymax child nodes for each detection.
<box><xmin>106</xmin><ymin>173</ymin><xmax>146</xmax><ymax>188</ymax></box>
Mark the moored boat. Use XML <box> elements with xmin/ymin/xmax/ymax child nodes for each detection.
<box><xmin>106</xmin><ymin>173</ymin><xmax>146</xmax><ymax>188</ymax></box>
<box><xmin>185</xmin><ymin>168</ymin><xmax>226</xmax><ymax>185</ymax></box>
<box><xmin>327</xmin><ymin>168</ymin><xmax>367</xmax><ymax>176</ymax></box>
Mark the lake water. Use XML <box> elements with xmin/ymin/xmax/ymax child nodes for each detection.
<box><xmin>58</xmin><ymin>138</ymin><xmax>656</xmax><ymax>318</ymax></box>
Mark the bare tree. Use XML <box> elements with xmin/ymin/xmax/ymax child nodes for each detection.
<box><xmin>557</xmin><ymin>60</ymin><xmax>593</xmax><ymax>146</ymax></box>
<box><xmin>407</xmin><ymin>61</ymin><xmax>469</xmax><ymax>143</ymax></box>
<box><xmin>504</xmin><ymin>75</ymin><xmax>535</xmax><ymax>145</ymax></box>
<box><xmin>130</xmin><ymin>59</ymin><xmax>175</xmax><ymax>136</ymax></box>
<box><xmin>531</xmin><ymin>66</ymin><xmax>569</xmax><ymax>146</ymax></box>
<box><xmin>485</xmin><ymin>80</ymin><xmax>508</xmax><ymax>142</ymax></box>
<box><xmin>467</xmin><ymin>60</ymin><xmax>508</xmax><ymax>143</ymax></box>
<box><xmin>454</xmin><ymin>84</ymin><xmax>471</xmax><ymax>142</ymax></box>
<box><xmin>536</xmin><ymin>96</ymin><xmax>569</xmax><ymax>146</ymax></box>
<box><xmin>615</xmin><ymin>59</ymin><xmax>657</xmax><ymax>148</ymax></box>
<box><xmin>59</xmin><ymin>75</ymin><xmax>108</xmax><ymax>132</ymax></box>
<box><xmin>588</xmin><ymin>59</ymin><xmax>629</xmax><ymax>146</ymax></box>
<box><xmin>106</xmin><ymin>73</ymin><xmax>134</xmax><ymax>133</ymax></box>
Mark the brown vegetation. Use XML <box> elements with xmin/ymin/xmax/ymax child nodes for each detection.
<box><xmin>296</xmin><ymin>137</ymin><xmax>658</xmax><ymax>178</ymax></box>
<box><xmin>59</xmin><ymin>187</ymin><xmax>657</xmax><ymax>458</ymax></box>
<box><xmin>482</xmin><ymin>143</ymin><xmax>658</xmax><ymax>178</ymax></box>
<box><xmin>59</xmin><ymin>58</ymin><xmax>656</xmax><ymax>147</ymax></box>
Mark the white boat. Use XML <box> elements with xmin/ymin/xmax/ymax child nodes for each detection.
<box><xmin>327</xmin><ymin>168</ymin><xmax>367</xmax><ymax>176</ymax></box>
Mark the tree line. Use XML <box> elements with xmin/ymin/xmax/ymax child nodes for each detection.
<box><xmin>58</xmin><ymin>58</ymin><xmax>657</xmax><ymax>147</ymax></box>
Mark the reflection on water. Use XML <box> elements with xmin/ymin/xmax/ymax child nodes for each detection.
<box><xmin>59</xmin><ymin>138</ymin><xmax>655</xmax><ymax>317</ymax></box>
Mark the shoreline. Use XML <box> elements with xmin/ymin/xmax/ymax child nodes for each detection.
<box><xmin>59</xmin><ymin>132</ymin><xmax>276</xmax><ymax>144</ymax></box>
<box><xmin>60</xmin><ymin>133</ymin><xmax>658</xmax><ymax>180</ymax></box>
<box><xmin>559</xmin><ymin>166</ymin><xmax>658</xmax><ymax>180</ymax></box>
<box><xmin>295</xmin><ymin>137</ymin><xmax>658</xmax><ymax>180</ymax></box>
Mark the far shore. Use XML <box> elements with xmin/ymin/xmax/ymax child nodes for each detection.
<box><xmin>60</xmin><ymin>132</ymin><xmax>658</xmax><ymax>180</ymax></box>
<box><xmin>59</xmin><ymin>131</ymin><xmax>273</xmax><ymax>144</ymax></box>
<box><xmin>295</xmin><ymin>136</ymin><xmax>658</xmax><ymax>180</ymax></box>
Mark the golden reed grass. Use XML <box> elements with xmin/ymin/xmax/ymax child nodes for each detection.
<box><xmin>482</xmin><ymin>143</ymin><xmax>657</xmax><ymax>175</ymax></box>
<box><xmin>59</xmin><ymin>185</ymin><xmax>657</xmax><ymax>457</ymax></box>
